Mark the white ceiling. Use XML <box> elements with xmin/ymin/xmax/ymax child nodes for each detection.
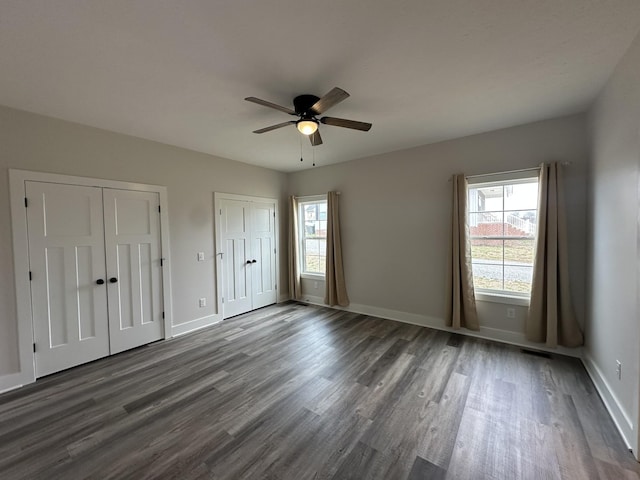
<box><xmin>1</xmin><ymin>1</ymin><xmax>639</xmax><ymax>172</ymax></box>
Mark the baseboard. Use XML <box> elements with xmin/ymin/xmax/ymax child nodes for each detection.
<box><xmin>582</xmin><ymin>351</ymin><xmax>636</xmax><ymax>455</ymax></box>
<box><xmin>171</xmin><ymin>314</ymin><xmax>221</xmax><ymax>337</ymax></box>
<box><xmin>0</xmin><ymin>371</ymin><xmax>31</xmax><ymax>394</ymax></box>
<box><xmin>299</xmin><ymin>295</ymin><xmax>582</xmax><ymax>358</ymax></box>
<box><xmin>278</xmin><ymin>293</ymin><xmax>290</xmax><ymax>303</ymax></box>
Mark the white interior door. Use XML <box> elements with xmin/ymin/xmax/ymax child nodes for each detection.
<box><xmin>220</xmin><ymin>199</ymin><xmax>252</xmax><ymax>318</ymax></box>
<box><xmin>26</xmin><ymin>181</ymin><xmax>110</xmax><ymax>377</ymax></box>
<box><xmin>103</xmin><ymin>189</ymin><xmax>164</xmax><ymax>354</ymax></box>
<box><xmin>251</xmin><ymin>202</ymin><xmax>277</xmax><ymax>309</ymax></box>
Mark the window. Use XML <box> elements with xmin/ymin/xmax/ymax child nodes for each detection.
<box><xmin>468</xmin><ymin>173</ymin><xmax>539</xmax><ymax>299</ymax></box>
<box><xmin>298</xmin><ymin>196</ymin><xmax>327</xmax><ymax>277</ymax></box>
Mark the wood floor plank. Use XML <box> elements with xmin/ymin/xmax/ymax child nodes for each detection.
<box><xmin>330</xmin><ymin>441</ymin><xmax>389</xmax><ymax>479</ymax></box>
<box><xmin>0</xmin><ymin>302</ymin><xmax>637</xmax><ymax>480</ymax></box>
<box><xmin>407</xmin><ymin>455</ymin><xmax>447</xmax><ymax>480</ymax></box>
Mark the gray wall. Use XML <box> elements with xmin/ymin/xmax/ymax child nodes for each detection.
<box><xmin>586</xmin><ymin>30</ymin><xmax>640</xmax><ymax>452</ymax></box>
<box><xmin>0</xmin><ymin>106</ymin><xmax>288</xmax><ymax>381</ymax></box>
<box><xmin>289</xmin><ymin>114</ymin><xmax>588</xmax><ymax>338</ymax></box>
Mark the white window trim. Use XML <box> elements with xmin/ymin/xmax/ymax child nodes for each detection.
<box><xmin>297</xmin><ymin>195</ymin><xmax>327</xmax><ymax>280</ymax></box>
<box><xmin>466</xmin><ymin>168</ymin><xmax>540</xmax><ymax>186</ymax></box>
<box><xmin>475</xmin><ymin>291</ymin><xmax>530</xmax><ymax>306</ymax></box>
<box><xmin>467</xmin><ymin>170</ymin><xmax>539</xmax><ymax>305</ymax></box>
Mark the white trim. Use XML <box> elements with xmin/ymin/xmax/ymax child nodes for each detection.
<box><xmin>582</xmin><ymin>352</ymin><xmax>636</xmax><ymax>455</ymax></box>
<box><xmin>476</xmin><ymin>292</ymin><xmax>530</xmax><ymax>306</ymax></box>
<box><xmin>466</xmin><ymin>169</ymin><xmax>540</xmax><ymax>185</ymax></box>
<box><xmin>213</xmin><ymin>192</ymin><xmax>280</xmax><ymax>319</ymax></box>
<box><xmin>8</xmin><ymin>172</ymin><xmax>37</xmax><ymax>390</ymax></box>
<box><xmin>299</xmin><ymin>295</ymin><xmax>582</xmax><ymax>358</ymax></box>
<box><xmin>158</xmin><ymin>188</ymin><xmax>174</xmax><ymax>339</ymax></box>
<box><xmin>300</xmin><ymin>272</ymin><xmax>325</xmax><ymax>281</ymax></box>
<box><xmin>296</xmin><ymin>194</ymin><xmax>327</xmax><ymax>202</ymax></box>
<box><xmin>297</xmin><ymin>196</ymin><xmax>327</xmax><ymax>278</ymax></box>
<box><xmin>0</xmin><ymin>372</ymin><xmax>28</xmax><ymax>395</ymax></box>
<box><xmin>8</xmin><ymin>169</ymin><xmax>173</xmax><ymax>391</ymax></box>
<box><xmin>213</xmin><ymin>192</ymin><xmax>280</xmax><ymax>204</ymax></box>
<box><xmin>171</xmin><ymin>314</ymin><xmax>222</xmax><ymax>337</ymax></box>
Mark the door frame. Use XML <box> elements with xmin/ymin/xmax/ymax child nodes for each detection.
<box><xmin>213</xmin><ymin>192</ymin><xmax>279</xmax><ymax>318</ymax></box>
<box><xmin>9</xmin><ymin>169</ymin><xmax>173</xmax><ymax>388</ymax></box>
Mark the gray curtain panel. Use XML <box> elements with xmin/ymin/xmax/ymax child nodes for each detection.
<box><xmin>325</xmin><ymin>191</ymin><xmax>349</xmax><ymax>307</ymax></box>
<box><xmin>526</xmin><ymin>163</ymin><xmax>583</xmax><ymax>347</ymax></box>
<box><xmin>447</xmin><ymin>174</ymin><xmax>479</xmax><ymax>331</ymax></box>
<box><xmin>288</xmin><ymin>195</ymin><xmax>301</xmax><ymax>300</ymax></box>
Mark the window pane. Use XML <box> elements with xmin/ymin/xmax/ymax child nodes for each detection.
<box><xmin>469</xmin><ymin>212</ymin><xmax>504</xmax><ymax>237</ymax></box>
<box><xmin>471</xmin><ymin>262</ymin><xmax>504</xmax><ymax>291</ymax></box>
<box><xmin>469</xmin><ymin>185</ymin><xmax>503</xmax><ymax>213</ymax></box>
<box><xmin>503</xmin><ymin>265</ymin><xmax>533</xmax><ymax>294</ymax></box>
<box><xmin>317</xmin><ymin>220</ymin><xmax>327</xmax><ymax>239</ymax></box>
<box><xmin>318</xmin><ymin>202</ymin><xmax>327</xmax><ymax>221</ymax></box>
<box><xmin>504</xmin><ymin>239</ymin><xmax>535</xmax><ymax>265</ymax></box>
<box><xmin>318</xmin><ymin>255</ymin><xmax>326</xmax><ymax>273</ymax></box>
<box><xmin>503</xmin><ymin>210</ymin><xmax>537</xmax><ymax>238</ymax></box>
<box><xmin>305</xmin><ymin>255</ymin><xmax>323</xmax><ymax>273</ymax></box>
<box><xmin>471</xmin><ymin>238</ymin><xmax>503</xmax><ymax>262</ymax></box>
<box><xmin>504</xmin><ymin>182</ymin><xmax>538</xmax><ymax>211</ymax></box>
<box><xmin>305</xmin><ymin>238</ymin><xmax>320</xmax><ymax>256</ymax></box>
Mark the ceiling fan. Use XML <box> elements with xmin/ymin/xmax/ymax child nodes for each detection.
<box><xmin>245</xmin><ymin>87</ymin><xmax>372</xmax><ymax>146</ymax></box>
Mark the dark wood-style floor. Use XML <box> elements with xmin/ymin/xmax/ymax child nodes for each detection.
<box><xmin>0</xmin><ymin>303</ymin><xmax>638</xmax><ymax>479</ymax></box>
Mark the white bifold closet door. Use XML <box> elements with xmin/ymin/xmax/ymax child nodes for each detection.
<box><xmin>26</xmin><ymin>181</ymin><xmax>164</xmax><ymax>377</ymax></box>
<box><xmin>250</xmin><ymin>202</ymin><xmax>277</xmax><ymax>310</ymax></box>
<box><xmin>26</xmin><ymin>182</ymin><xmax>110</xmax><ymax>377</ymax></box>
<box><xmin>103</xmin><ymin>189</ymin><xmax>163</xmax><ymax>354</ymax></box>
<box><xmin>220</xmin><ymin>199</ymin><xmax>277</xmax><ymax>318</ymax></box>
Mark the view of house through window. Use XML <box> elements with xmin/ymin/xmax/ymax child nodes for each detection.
<box><xmin>468</xmin><ymin>175</ymin><xmax>539</xmax><ymax>296</ymax></box>
<box><xmin>298</xmin><ymin>197</ymin><xmax>327</xmax><ymax>276</ymax></box>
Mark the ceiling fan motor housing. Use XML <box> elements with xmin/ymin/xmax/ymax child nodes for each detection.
<box><xmin>293</xmin><ymin>94</ymin><xmax>321</xmax><ymax>116</ymax></box>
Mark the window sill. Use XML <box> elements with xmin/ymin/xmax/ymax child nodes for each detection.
<box><xmin>475</xmin><ymin>292</ymin><xmax>530</xmax><ymax>307</ymax></box>
<box><xmin>301</xmin><ymin>273</ymin><xmax>325</xmax><ymax>281</ymax></box>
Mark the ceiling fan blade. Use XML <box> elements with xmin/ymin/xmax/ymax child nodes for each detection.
<box><xmin>253</xmin><ymin>121</ymin><xmax>295</xmax><ymax>134</ymax></box>
<box><xmin>309</xmin><ymin>130</ymin><xmax>323</xmax><ymax>146</ymax></box>
<box><xmin>245</xmin><ymin>97</ymin><xmax>296</xmax><ymax>115</ymax></box>
<box><xmin>310</xmin><ymin>87</ymin><xmax>350</xmax><ymax>115</ymax></box>
<box><xmin>320</xmin><ymin>116</ymin><xmax>372</xmax><ymax>131</ymax></box>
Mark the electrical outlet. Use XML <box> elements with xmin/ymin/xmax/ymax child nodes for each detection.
<box><xmin>616</xmin><ymin>360</ymin><xmax>622</xmax><ymax>380</ymax></box>
<box><xmin>197</xmin><ymin>252</ymin><xmax>205</xmax><ymax>262</ymax></box>
<box><xmin>314</xmin><ymin>281</ymin><xmax>319</xmax><ymax>289</ymax></box>
<box><xmin>199</xmin><ymin>297</ymin><xmax>206</xmax><ymax>308</ymax></box>
<box><xmin>506</xmin><ymin>307</ymin><xmax>516</xmax><ymax>319</ymax></box>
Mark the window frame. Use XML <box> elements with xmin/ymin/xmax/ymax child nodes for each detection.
<box><xmin>467</xmin><ymin>170</ymin><xmax>540</xmax><ymax>305</ymax></box>
<box><xmin>297</xmin><ymin>195</ymin><xmax>328</xmax><ymax>280</ymax></box>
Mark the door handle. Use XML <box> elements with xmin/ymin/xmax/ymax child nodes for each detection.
<box><xmin>96</xmin><ymin>279</ymin><xmax>105</xmax><ymax>285</ymax></box>
<box><xmin>251</xmin><ymin>259</ymin><xmax>257</xmax><ymax>263</ymax></box>
<box><xmin>109</xmin><ymin>277</ymin><xmax>118</xmax><ymax>283</ymax></box>
<box><xmin>246</xmin><ymin>260</ymin><xmax>252</xmax><ymax>265</ymax></box>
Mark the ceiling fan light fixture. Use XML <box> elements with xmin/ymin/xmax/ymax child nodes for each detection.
<box><xmin>296</xmin><ymin>119</ymin><xmax>318</xmax><ymax>135</ymax></box>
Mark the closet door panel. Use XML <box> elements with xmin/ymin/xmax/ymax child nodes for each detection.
<box><xmin>103</xmin><ymin>189</ymin><xmax>164</xmax><ymax>354</ymax></box>
<box><xmin>251</xmin><ymin>203</ymin><xmax>277</xmax><ymax>309</ymax></box>
<box><xmin>26</xmin><ymin>181</ymin><xmax>109</xmax><ymax>377</ymax></box>
<box><xmin>220</xmin><ymin>200</ymin><xmax>252</xmax><ymax>318</ymax></box>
